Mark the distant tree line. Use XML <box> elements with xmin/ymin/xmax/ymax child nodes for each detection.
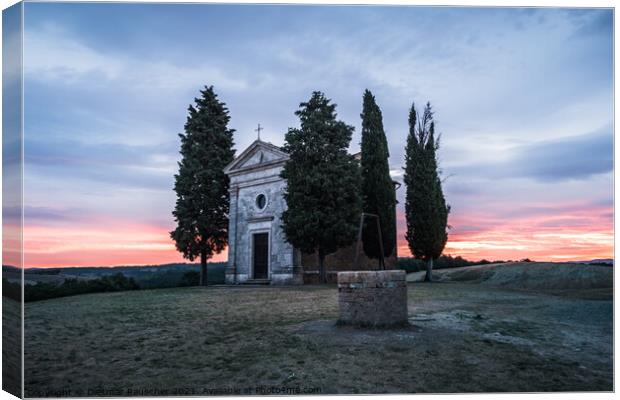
<box><xmin>133</xmin><ymin>264</ymin><xmax>223</xmax><ymax>289</ymax></box>
<box><xmin>22</xmin><ymin>273</ymin><xmax>139</xmax><ymax>302</ymax></box>
<box><xmin>397</xmin><ymin>256</ymin><xmax>535</xmax><ymax>273</ymax></box>
<box><xmin>2</xmin><ymin>263</ymin><xmax>226</xmax><ymax>303</ymax></box>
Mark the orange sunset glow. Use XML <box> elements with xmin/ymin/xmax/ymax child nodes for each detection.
<box><xmin>397</xmin><ymin>202</ymin><xmax>613</xmax><ymax>262</ymax></box>
<box><xmin>23</xmin><ymin>222</ymin><xmax>227</xmax><ymax>268</ymax></box>
<box><xmin>20</xmin><ymin>201</ymin><xmax>612</xmax><ymax>268</ymax></box>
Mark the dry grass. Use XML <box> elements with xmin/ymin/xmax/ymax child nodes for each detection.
<box><xmin>24</xmin><ymin>282</ymin><xmax>612</xmax><ymax>396</ymax></box>
<box><xmin>408</xmin><ymin>262</ymin><xmax>613</xmax><ymax>291</ymax></box>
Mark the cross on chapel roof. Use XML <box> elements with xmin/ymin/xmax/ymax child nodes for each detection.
<box><xmin>255</xmin><ymin>123</ymin><xmax>263</xmax><ymax>140</ymax></box>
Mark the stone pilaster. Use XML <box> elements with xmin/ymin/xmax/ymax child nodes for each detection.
<box><xmin>225</xmin><ymin>186</ymin><xmax>239</xmax><ymax>284</ymax></box>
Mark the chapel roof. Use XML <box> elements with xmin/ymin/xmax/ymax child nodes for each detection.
<box><xmin>223</xmin><ymin>139</ymin><xmax>289</xmax><ymax>175</ymax></box>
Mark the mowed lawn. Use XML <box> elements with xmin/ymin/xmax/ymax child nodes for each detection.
<box><xmin>23</xmin><ymin>282</ymin><xmax>612</xmax><ymax>395</ymax></box>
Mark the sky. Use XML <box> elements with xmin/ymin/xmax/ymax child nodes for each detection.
<box><xmin>14</xmin><ymin>3</ymin><xmax>613</xmax><ymax>267</ymax></box>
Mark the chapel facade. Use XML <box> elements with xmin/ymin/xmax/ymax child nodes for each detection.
<box><xmin>223</xmin><ymin>139</ymin><xmax>397</xmax><ymax>285</ymax></box>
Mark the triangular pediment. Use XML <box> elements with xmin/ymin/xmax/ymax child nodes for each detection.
<box><xmin>223</xmin><ymin>140</ymin><xmax>289</xmax><ymax>174</ymax></box>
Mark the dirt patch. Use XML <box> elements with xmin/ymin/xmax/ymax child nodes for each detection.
<box><xmin>291</xmin><ymin>319</ymin><xmax>421</xmax><ymax>345</ymax></box>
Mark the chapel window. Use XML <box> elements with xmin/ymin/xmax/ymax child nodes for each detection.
<box><xmin>255</xmin><ymin>194</ymin><xmax>267</xmax><ymax>210</ymax></box>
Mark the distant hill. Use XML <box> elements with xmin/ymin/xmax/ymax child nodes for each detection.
<box><xmin>3</xmin><ymin>257</ymin><xmax>612</xmax><ymax>287</ymax></box>
<box><xmin>3</xmin><ymin>262</ymin><xmax>227</xmax><ymax>287</ymax></box>
<box><xmin>570</xmin><ymin>259</ymin><xmax>613</xmax><ymax>266</ymax></box>
<box><xmin>408</xmin><ymin>262</ymin><xmax>613</xmax><ymax>293</ymax></box>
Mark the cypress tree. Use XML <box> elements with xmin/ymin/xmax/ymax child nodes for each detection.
<box><xmin>360</xmin><ymin>90</ymin><xmax>396</xmax><ymax>265</ymax></box>
<box><xmin>404</xmin><ymin>102</ymin><xmax>449</xmax><ymax>282</ymax></box>
<box><xmin>170</xmin><ymin>86</ymin><xmax>235</xmax><ymax>286</ymax></box>
<box><xmin>281</xmin><ymin>91</ymin><xmax>362</xmax><ymax>283</ymax></box>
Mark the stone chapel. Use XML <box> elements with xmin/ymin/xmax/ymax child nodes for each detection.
<box><xmin>223</xmin><ymin>139</ymin><xmax>398</xmax><ymax>285</ymax></box>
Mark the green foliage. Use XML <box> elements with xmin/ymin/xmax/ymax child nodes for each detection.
<box><xmin>360</xmin><ymin>90</ymin><xmax>397</xmax><ymax>262</ymax></box>
<box><xmin>397</xmin><ymin>255</ymin><xmax>488</xmax><ymax>273</ymax></box>
<box><xmin>30</xmin><ymin>268</ymin><xmax>61</xmax><ymax>275</ymax></box>
<box><xmin>15</xmin><ymin>264</ymin><xmax>227</xmax><ymax>302</ymax></box>
<box><xmin>134</xmin><ymin>263</ymin><xmax>225</xmax><ymax>288</ymax></box>
<box><xmin>170</xmin><ymin>86</ymin><xmax>235</xmax><ymax>285</ymax></box>
<box><xmin>24</xmin><ymin>273</ymin><xmax>139</xmax><ymax>302</ymax></box>
<box><xmin>179</xmin><ymin>270</ymin><xmax>201</xmax><ymax>287</ymax></box>
<box><xmin>396</xmin><ymin>257</ymin><xmax>424</xmax><ymax>273</ymax></box>
<box><xmin>404</xmin><ymin>102</ymin><xmax>450</xmax><ymax>278</ymax></box>
<box><xmin>281</xmin><ymin>91</ymin><xmax>362</xmax><ymax>282</ymax></box>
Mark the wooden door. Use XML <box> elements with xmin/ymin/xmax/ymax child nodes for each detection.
<box><xmin>253</xmin><ymin>233</ymin><xmax>269</xmax><ymax>279</ymax></box>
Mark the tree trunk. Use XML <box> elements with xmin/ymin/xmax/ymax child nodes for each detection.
<box><xmin>318</xmin><ymin>250</ymin><xmax>326</xmax><ymax>284</ymax></box>
<box><xmin>424</xmin><ymin>258</ymin><xmax>433</xmax><ymax>282</ymax></box>
<box><xmin>200</xmin><ymin>250</ymin><xmax>208</xmax><ymax>286</ymax></box>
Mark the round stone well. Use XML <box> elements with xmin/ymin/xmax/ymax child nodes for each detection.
<box><xmin>337</xmin><ymin>270</ymin><xmax>408</xmax><ymax>327</ymax></box>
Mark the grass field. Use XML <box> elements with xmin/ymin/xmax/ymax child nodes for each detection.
<box><xmin>3</xmin><ymin>297</ymin><xmax>22</xmax><ymax>397</ymax></box>
<box><xmin>22</xmin><ymin>273</ymin><xmax>612</xmax><ymax>396</ymax></box>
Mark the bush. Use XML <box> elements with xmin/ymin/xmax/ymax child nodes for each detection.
<box><xmin>206</xmin><ymin>264</ymin><xmax>226</xmax><ymax>285</ymax></box>
<box><xmin>397</xmin><ymin>255</ymin><xmax>509</xmax><ymax>273</ymax></box>
<box><xmin>135</xmin><ymin>263</ymin><xmax>226</xmax><ymax>288</ymax></box>
<box><xmin>179</xmin><ymin>271</ymin><xmax>200</xmax><ymax>287</ymax></box>
<box><xmin>397</xmin><ymin>258</ymin><xmax>425</xmax><ymax>273</ymax></box>
<box><xmin>434</xmin><ymin>255</ymin><xmax>475</xmax><ymax>270</ymax></box>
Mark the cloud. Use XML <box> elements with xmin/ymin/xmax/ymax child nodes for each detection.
<box><xmin>2</xmin><ymin>4</ymin><xmax>23</xmax><ymax>84</ymax></box>
<box><xmin>396</xmin><ymin>195</ymin><xmax>613</xmax><ymax>262</ymax></box>
<box><xmin>23</xmin><ymin>136</ymin><xmax>178</xmax><ymax>193</ymax></box>
<box><xmin>25</xmin><ymin>137</ymin><xmax>177</xmax><ymax>170</ymax></box>
<box><xmin>568</xmin><ymin>8</ymin><xmax>614</xmax><ymax>38</ymax></box>
<box><xmin>2</xmin><ymin>30</ymin><xmax>22</xmax><ymax>84</ymax></box>
<box><xmin>24</xmin><ymin>25</ymin><xmax>249</xmax><ymax>92</ymax></box>
<box><xmin>20</xmin><ymin>5</ymin><xmax>613</xmax><ymax>266</ymax></box>
<box><xmin>24</xmin><ymin>25</ymin><xmax>123</xmax><ymax>82</ymax></box>
<box><xmin>449</xmin><ymin>126</ymin><xmax>612</xmax><ymax>182</ymax></box>
<box><xmin>512</xmin><ymin>127</ymin><xmax>613</xmax><ymax>181</ymax></box>
<box><xmin>22</xmin><ymin>220</ymin><xmax>227</xmax><ymax>268</ymax></box>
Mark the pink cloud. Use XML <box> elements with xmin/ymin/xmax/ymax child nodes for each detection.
<box><xmin>23</xmin><ymin>220</ymin><xmax>226</xmax><ymax>268</ymax></box>
<box><xmin>3</xmin><ymin>222</ymin><xmax>22</xmax><ymax>267</ymax></box>
<box><xmin>21</xmin><ymin>199</ymin><xmax>613</xmax><ymax>268</ymax></box>
<box><xmin>397</xmin><ymin>202</ymin><xmax>613</xmax><ymax>262</ymax></box>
